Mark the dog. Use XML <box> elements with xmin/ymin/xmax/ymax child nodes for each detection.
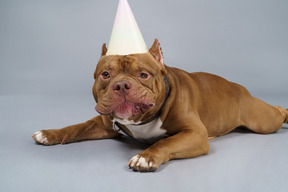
<box><xmin>33</xmin><ymin>39</ymin><xmax>288</xmax><ymax>172</ymax></box>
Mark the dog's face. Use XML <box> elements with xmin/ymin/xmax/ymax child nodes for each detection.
<box><xmin>93</xmin><ymin>39</ymin><xmax>166</xmax><ymax>123</ymax></box>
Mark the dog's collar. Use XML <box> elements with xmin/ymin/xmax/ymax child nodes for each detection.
<box><xmin>114</xmin><ymin>75</ymin><xmax>170</xmax><ymax>138</ymax></box>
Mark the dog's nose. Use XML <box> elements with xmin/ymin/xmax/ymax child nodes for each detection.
<box><xmin>113</xmin><ymin>80</ymin><xmax>131</xmax><ymax>95</ymax></box>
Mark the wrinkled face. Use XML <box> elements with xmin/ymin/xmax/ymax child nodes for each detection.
<box><xmin>93</xmin><ymin>52</ymin><xmax>166</xmax><ymax>123</ymax></box>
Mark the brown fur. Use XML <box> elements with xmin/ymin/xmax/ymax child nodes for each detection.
<box><xmin>33</xmin><ymin>39</ymin><xmax>288</xmax><ymax>172</ymax></box>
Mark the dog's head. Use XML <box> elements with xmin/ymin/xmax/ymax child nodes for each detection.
<box><xmin>93</xmin><ymin>39</ymin><xmax>167</xmax><ymax>123</ymax></box>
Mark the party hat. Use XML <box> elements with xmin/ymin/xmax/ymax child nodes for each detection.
<box><xmin>106</xmin><ymin>0</ymin><xmax>148</xmax><ymax>55</ymax></box>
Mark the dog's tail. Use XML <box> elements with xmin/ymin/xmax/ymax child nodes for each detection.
<box><xmin>276</xmin><ymin>106</ymin><xmax>288</xmax><ymax>124</ymax></box>
<box><xmin>284</xmin><ymin>108</ymin><xmax>288</xmax><ymax>124</ymax></box>
<box><xmin>286</xmin><ymin>109</ymin><xmax>288</xmax><ymax>124</ymax></box>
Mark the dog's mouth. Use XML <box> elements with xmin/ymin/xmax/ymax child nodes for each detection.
<box><xmin>96</xmin><ymin>101</ymin><xmax>154</xmax><ymax>119</ymax></box>
<box><xmin>113</xmin><ymin>102</ymin><xmax>154</xmax><ymax>119</ymax></box>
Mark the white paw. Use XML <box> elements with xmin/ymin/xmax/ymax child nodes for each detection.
<box><xmin>128</xmin><ymin>155</ymin><xmax>155</xmax><ymax>172</ymax></box>
<box><xmin>32</xmin><ymin>131</ymin><xmax>48</xmax><ymax>144</ymax></box>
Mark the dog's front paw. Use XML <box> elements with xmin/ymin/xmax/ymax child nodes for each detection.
<box><xmin>32</xmin><ymin>130</ymin><xmax>64</xmax><ymax>145</ymax></box>
<box><xmin>128</xmin><ymin>152</ymin><xmax>163</xmax><ymax>172</ymax></box>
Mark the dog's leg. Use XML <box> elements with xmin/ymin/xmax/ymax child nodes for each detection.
<box><xmin>128</xmin><ymin>120</ymin><xmax>209</xmax><ymax>172</ymax></box>
<box><xmin>32</xmin><ymin>115</ymin><xmax>118</xmax><ymax>145</ymax></box>
<box><xmin>241</xmin><ymin>97</ymin><xmax>287</xmax><ymax>134</ymax></box>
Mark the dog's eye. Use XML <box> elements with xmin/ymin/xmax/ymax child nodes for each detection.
<box><xmin>101</xmin><ymin>71</ymin><xmax>110</xmax><ymax>79</ymax></box>
<box><xmin>140</xmin><ymin>72</ymin><xmax>149</xmax><ymax>79</ymax></box>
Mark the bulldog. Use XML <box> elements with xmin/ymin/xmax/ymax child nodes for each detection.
<box><xmin>33</xmin><ymin>39</ymin><xmax>288</xmax><ymax>172</ymax></box>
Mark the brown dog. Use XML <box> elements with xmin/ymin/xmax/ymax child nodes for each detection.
<box><xmin>33</xmin><ymin>39</ymin><xmax>288</xmax><ymax>172</ymax></box>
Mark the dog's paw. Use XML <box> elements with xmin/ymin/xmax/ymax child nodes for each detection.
<box><xmin>32</xmin><ymin>130</ymin><xmax>63</xmax><ymax>145</ymax></box>
<box><xmin>32</xmin><ymin>131</ymin><xmax>49</xmax><ymax>144</ymax></box>
<box><xmin>128</xmin><ymin>153</ymin><xmax>162</xmax><ymax>172</ymax></box>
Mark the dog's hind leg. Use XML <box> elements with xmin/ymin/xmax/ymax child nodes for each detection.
<box><xmin>240</xmin><ymin>97</ymin><xmax>285</xmax><ymax>134</ymax></box>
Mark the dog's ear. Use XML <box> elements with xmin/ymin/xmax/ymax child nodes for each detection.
<box><xmin>101</xmin><ymin>43</ymin><xmax>107</xmax><ymax>56</ymax></box>
<box><xmin>149</xmin><ymin>39</ymin><xmax>165</xmax><ymax>73</ymax></box>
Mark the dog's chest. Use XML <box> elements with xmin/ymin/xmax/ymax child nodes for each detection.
<box><xmin>113</xmin><ymin>118</ymin><xmax>167</xmax><ymax>143</ymax></box>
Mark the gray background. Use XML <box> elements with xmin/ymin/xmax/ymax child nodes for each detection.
<box><xmin>0</xmin><ymin>0</ymin><xmax>288</xmax><ymax>192</ymax></box>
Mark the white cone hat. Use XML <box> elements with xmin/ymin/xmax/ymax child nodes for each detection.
<box><xmin>106</xmin><ymin>0</ymin><xmax>148</xmax><ymax>55</ymax></box>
